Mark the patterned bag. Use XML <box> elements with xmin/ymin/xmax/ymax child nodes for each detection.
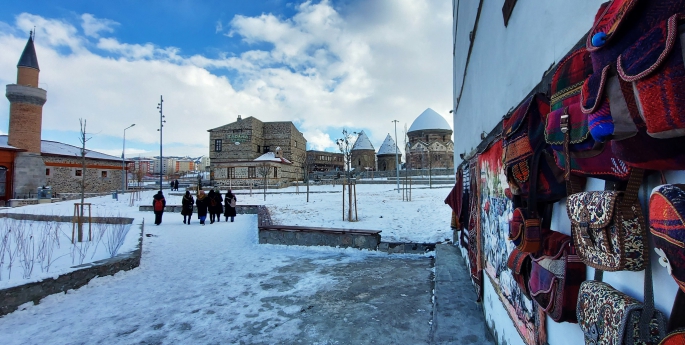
<box><xmin>650</xmin><ymin>184</ymin><xmax>685</xmax><ymax>293</ymax></box>
<box><xmin>508</xmin><ymin>206</ymin><xmax>543</xmax><ymax>253</ymax></box>
<box><xmin>503</xmin><ymin>93</ymin><xmax>566</xmax><ymax>202</ymax></box>
<box><xmin>507</xmin><ymin>247</ymin><xmax>531</xmax><ymax>298</ymax></box>
<box><xmin>577</xmin><ymin>281</ymin><xmax>667</xmax><ymax>345</ymax></box>
<box><xmin>659</xmin><ymin>330</ymin><xmax>685</xmax><ymax>344</ymax></box>
<box><xmin>528</xmin><ymin>231</ymin><xmax>586</xmax><ymax>323</ymax></box>
<box><xmin>581</xmin><ymin>0</ymin><xmax>685</xmax><ymax>170</ymax></box>
<box><xmin>566</xmin><ymin>169</ymin><xmax>647</xmax><ymax>271</ymax></box>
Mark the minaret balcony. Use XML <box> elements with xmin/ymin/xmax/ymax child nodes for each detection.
<box><xmin>5</xmin><ymin>84</ymin><xmax>47</xmax><ymax>106</ymax></box>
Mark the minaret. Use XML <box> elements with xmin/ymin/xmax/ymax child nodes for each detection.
<box><xmin>6</xmin><ymin>31</ymin><xmax>46</xmax><ymax>153</ymax></box>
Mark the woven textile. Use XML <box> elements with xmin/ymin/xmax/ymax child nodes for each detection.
<box><xmin>551</xmin><ymin>47</ymin><xmax>595</xmax><ymax>111</ymax></box>
<box><xmin>586</xmin><ymin>0</ymin><xmax>640</xmax><ymax>53</ymax></box>
<box><xmin>660</xmin><ymin>330</ymin><xmax>685</xmax><ymax>344</ymax></box>
<box><xmin>507</xmin><ymin>248</ymin><xmax>531</xmax><ymax>298</ymax></box>
<box><xmin>567</xmin><ymin>191</ymin><xmax>647</xmax><ymax>271</ymax></box>
<box><xmin>650</xmin><ymin>184</ymin><xmax>685</xmax><ymax>293</ymax></box>
<box><xmin>577</xmin><ymin>281</ymin><xmax>666</xmax><ymax>345</ymax></box>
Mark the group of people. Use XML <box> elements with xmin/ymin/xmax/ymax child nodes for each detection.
<box><xmin>151</xmin><ymin>188</ymin><xmax>237</xmax><ymax>226</ymax></box>
<box><xmin>170</xmin><ymin>179</ymin><xmax>180</xmax><ymax>191</ymax></box>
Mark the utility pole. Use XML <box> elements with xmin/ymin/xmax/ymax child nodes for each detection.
<box><xmin>122</xmin><ymin>124</ymin><xmax>135</xmax><ymax>192</ymax></box>
<box><xmin>392</xmin><ymin>120</ymin><xmax>400</xmax><ymax>193</ymax></box>
<box><xmin>157</xmin><ymin>96</ymin><xmax>165</xmax><ymax>190</ymax></box>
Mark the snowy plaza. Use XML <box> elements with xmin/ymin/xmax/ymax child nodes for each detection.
<box><xmin>0</xmin><ymin>183</ymin><xmax>458</xmax><ymax>344</ymax></box>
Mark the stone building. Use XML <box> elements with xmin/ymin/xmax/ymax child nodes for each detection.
<box><xmin>406</xmin><ymin>108</ymin><xmax>454</xmax><ymax>170</ymax></box>
<box><xmin>1</xmin><ymin>33</ymin><xmax>126</xmax><ymax>201</ymax></box>
<box><xmin>208</xmin><ymin>115</ymin><xmax>307</xmax><ymax>186</ymax></box>
<box><xmin>306</xmin><ymin>150</ymin><xmax>344</xmax><ymax>172</ymax></box>
<box><xmin>350</xmin><ymin>131</ymin><xmax>376</xmax><ymax>172</ymax></box>
<box><xmin>376</xmin><ymin>134</ymin><xmax>402</xmax><ymax>172</ymax></box>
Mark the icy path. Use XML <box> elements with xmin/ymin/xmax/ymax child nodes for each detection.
<box><xmin>0</xmin><ymin>213</ymin><xmax>433</xmax><ymax>345</ymax></box>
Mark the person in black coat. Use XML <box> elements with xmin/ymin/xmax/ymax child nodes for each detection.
<box><xmin>211</xmin><ymin>188</ymin><xmax>224</xmax><ymax>222</ymax></box>
<box><xmin>152</xmin><ymin>191</ymin><xmax>166</xmax><ymax>225</ymax></box>
<box><xmin>196</xmin><ymin>190</ymin><xmax>209</xmax><ymax>225</ymax></box>
<box><xmin>181</xmin><ymin>191</ymin><xmax>194</xmax><ymax>224</ymax></box>
<box><xmin>224</xmin><ymin>189</ymin><xmax>237</xmax><ymax>222</ymax></box>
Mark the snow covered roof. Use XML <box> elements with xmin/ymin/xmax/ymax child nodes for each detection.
<box><xmin>253</xmin><ymin>152</ymin><xmax>292</xmax><ymax>164</ymax></box>
<box><xmin>377</xmin><ymin>134</ymin><xmax>400</xmax><ymax>155</ymax></box>
<box><xmin>408</xmin><ymin>108</ymin><xmax>452</xmax><ymax>133</ymax></box>
<box><xmin>0</xmin><ymin>135</ymin><xmax>122</xmax><ymax>161</ymax></box>
<box><xmin>351</xmin><ymin>131</ymin><xmax>375</xmax><ymax>151</ymax></box>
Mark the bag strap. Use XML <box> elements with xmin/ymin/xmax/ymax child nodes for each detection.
<box><xmin>560</xmin><ymin>108</ymin><xmax>584</xmax><ymax>195</ymax></box>
<box><xmin>639</xmin><ymin>179</ymin><xmax>657</xmax><ymax>342</ymax></box>
<box><xmin>526</xmin><ymin>144</ymin><xmax>544</xmax><ymax>218</ymax></box>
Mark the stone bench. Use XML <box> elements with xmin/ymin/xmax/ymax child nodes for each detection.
<box><xmin>258</xmin><ymin>224</ymin><xmax>381</xmax><ymax>250</ymax></box>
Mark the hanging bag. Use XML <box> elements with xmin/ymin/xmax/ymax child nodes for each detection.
<box><xmin>528</xmin><ymin>231</ymin><xmax>586</xmax><ymax>323</ymax></box>
<box><xmin>566</xmin><ymin>169</ymin><xmax>647</xmax><ymax>271</ymax></box>
<box><xmin>507</xmin><ymin>247</ymin><xmax>532</xmax><ymax>298</ymax></box>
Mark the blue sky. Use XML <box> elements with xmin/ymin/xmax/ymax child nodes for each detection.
<box><xmin>0</xmin><ymin>0</ymin><xmax>452</xmax><ymax>158</ymax></box>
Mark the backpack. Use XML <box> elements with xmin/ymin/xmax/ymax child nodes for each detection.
<box><xmin>209</xmin><ymin>198</ymin><xmax>217</xmax><ymax>207</ymax></box>
<box><xmin>230</xmin><ymin>197</ymin><xmax>236</xmax><ymax>208</ymax></box>
<box><xmin>153</xmin><ymin>198</ymin><xmax>164</xmax><ymax>212</ymax></box>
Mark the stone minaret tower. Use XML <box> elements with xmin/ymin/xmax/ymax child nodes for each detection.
<box><xmin>6</xmin><ymin>32</ymin><xmax>47</xmax><ymax>197</ymax></box>
<box><xmin>7</xmin><ymin>32</ymin><xmax>46</xmax><ymax>153</ymax></box>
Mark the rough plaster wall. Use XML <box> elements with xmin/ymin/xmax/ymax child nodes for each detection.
<box><xmin>452</xmin><ymin>1</ymin><xmax>680</xmax><ymax>345</ymax></box>
<box><xmin>12</xmin><ymin>153</ymin><xmax>46</xmax><ymax>197</ymax></box>
<box><xmin>44</xmin><ymin>156</ymin><xmax>123</xmax><ymax>194</ymax></box>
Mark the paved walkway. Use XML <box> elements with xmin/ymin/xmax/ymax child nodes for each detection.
<box><xmin>0</xmin><ymin>216</ymin><xmax>493</xmax><ymax>344</ymax></box>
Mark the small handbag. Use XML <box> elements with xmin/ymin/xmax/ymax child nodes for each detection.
<box><xmin>507</xmin><ymin>247</ymin><xmax>532</xmax><ymax>298</ymax></box>
<box><xmin>566</xmin><ymin>169</ymin><xmax>647</xmax><ymax>271</ymax></box>
<box><xmin>659</xmin><ymin>330</ymin><xmax>685</xmax><ymax>345</ymax></box>
<box><xmin>528</xmin><ymin>231</ymin><xmax>586</xmax><ymax>323</ymax></box>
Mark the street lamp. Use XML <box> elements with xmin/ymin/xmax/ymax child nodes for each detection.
<box><xmin>157</xmin><ymin>96</ymin><xmax>165</xmax><ymax>190</ymax></box>
<box><xmin>122</xmin><ymin>123</ymin><xmax>135</xmax><ymax>191</ymax></box>
<box><xmin>392</xmin><ymin>120</ymin><xmax>400</xmax><ymax>193</ymax></box>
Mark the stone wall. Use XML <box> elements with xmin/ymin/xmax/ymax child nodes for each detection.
<box><xmin>351</xmin><ymin>149</ymin><xmax>376</xmax><ymax>172</ymax></box>
<box><xmin>44</xmin><ymin>156</ymin><xmax>124</xmax><ymax>194</ymax></box>
<box><xmin>12</xmin><ymin>152</ymin><xmax>46</xmax><ymax>198</ymax></box>
<box><xmin>0</xmin><ymin>218</ymin><xmax>141</xmax><ymax>317</ymax></box>
<box><xmin>259</xmin><ymin>227</ymin><xmax>381</xmax><ymax>250</ymax></box>
<box><xmin>377</xmin><ymin>154</ymin><xmax>401</xmax><ymax>171</ymax></box>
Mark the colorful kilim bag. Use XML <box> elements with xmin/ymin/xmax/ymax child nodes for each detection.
<box><xmin>528</xmin><ymin>231</ymin><xmax>586</xmax><ymax>323</ymax></box>
<box><xmin>502</xmin><ymin>94</ymin><xmax>566</xmax><ymax>202</ymax></box>
<box><xmin>508</xmin><ymin>206</ymin><xmax>544</xmax><ymax>253</ymax></box>
<box><xmin>577</xmin><ymin>281</ymin><xmax>667</xmax><ymax>345</ymax></box>
<box><xmin>567</xmin><ymin>169</ymin><xmax>647</xmax><ymax>271</ymax></box>
<box><xmin>550</xmin><ymin>46</ymin><xmax>595</xmax><ymax>111</ymax></box>
<box><xmin>546</xmin><ymin>102</ymin><xmax>631</xmax><ymax>181</ymax></box>
<box><xmin>650</xmin><ymin>184</ymin><xmax>685</xmax><ymax>293</ymax></box>
<box><xmin>581</xmin><ymin>1</ymin><xmax>685</xmax><ymax>170</ymax></box>
<box><xmin>659</xmin><ymin>330</ymin><xmax>685</xmax><ymax>345</ymax></box>
<box><xmin>507</xmin><ymin>247</ymin><xmax>532</xmax><ymax>298</ymax></box>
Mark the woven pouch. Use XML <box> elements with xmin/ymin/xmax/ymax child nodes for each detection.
<box><xmin>507</xmin><ymin>248</ymin><xmax>532</xmax><ymax>298</ymax></box>
<box><xmin>577</xmin><ymin>281</ymin><xmax>666</xmax><ymax>345</ymax></box>
<box><xmin>509</xmin><ymin>207</ymin><xmax>542</xmax><ymax>253</ymax></box>
<box><xmin>650</xmin><ymin>184</ymin><xmax>685</xmax><ymax>293</ymax></box>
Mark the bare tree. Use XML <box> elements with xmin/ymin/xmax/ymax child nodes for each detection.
<box><xmin>77</xmin><ymin>119</ymin><xmax>92</xmax><ymax>242</ymax></box>
<box><xmin>256</xmin><ymin>162</ymin><xmax>272</xmax><ymax>201</ymax></box>
<box><xmin>336</xmin><ymin>129</ymin><xmax>357</xmax><ymax>221</ymax></box>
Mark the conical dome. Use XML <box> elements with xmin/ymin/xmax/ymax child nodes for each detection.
<box><xmin>408</xmin><ymin>108</ymin><xmax>451</xmax><ymax>133</ymax></box>
<box><xmin>18</xmin><ymin>34</ymin><xmax>39</xmax><ymax>71</ymax></box>
<box><xmin>377</xmin><ymin>134</ymin><xmax>400</xmax><ymax>155</ymax></box>
<box><xmin>351</xmin><ymin>130</ymin><xmax>374</xmax><ymax>151</ymax></box>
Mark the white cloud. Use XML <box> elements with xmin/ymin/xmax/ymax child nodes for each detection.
<box><xmin>81</xmin><ymin>13</ymin><xmax>118</xmax><ymax>38</ymax></box>
<box><xmin>0</xmin><ymin>1</ymin><xmax>452</xmax><ymax>157</ymax></box>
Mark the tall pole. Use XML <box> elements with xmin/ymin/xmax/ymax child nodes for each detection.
<box><xmin>122</xmin><ymin>124</ymin><xmax>135</xmax><ymax>192</ymax></box>
<box><xmin>392</xmin><ymin>120</ymin><xmax>400</xmax><ymax>193</ymax></box>
<box><xmin>157</xmin><ymin>96</ymin><xmax>165</xmax><ymax>190</ymax></box>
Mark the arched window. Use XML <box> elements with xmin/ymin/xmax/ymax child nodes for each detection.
<box><xmin>0</xmin><ymin>166</ymin><xmax>7</xmax><ymax>198</ymax></box>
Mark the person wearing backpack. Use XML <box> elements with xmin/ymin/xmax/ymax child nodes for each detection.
<box><xmin>152</xmin><ymin>191</ymin><xmax>166</xmax><ymax>225</ymax></box>
<box><xmin>196</xmin><ymin>190</ymin><xmax>208</xmax><ymax>225</ymax></box>
<box><xmin>224</xmin><ymin>189</ymin><xmax>237</xmax><ymax>222</ymax></box>
<box><xmin>181</xmin><ymin>191</ymin><xmax>194</xmax><ymax>224</ymax></box>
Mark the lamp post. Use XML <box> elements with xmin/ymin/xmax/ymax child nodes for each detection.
<box><xmin>122</xmin><ymin>124</ymin><xmax>135</xmax><ymax>191</ymax></box>
<box><xmin>392</xmin><ymin>120</ymin><xmax>400</xmax><ymax>193</ymax></box>
<box><xmin>156</xmin><ymin>96</ymin><xmax>165</xmax><ymax>190</ymax></box>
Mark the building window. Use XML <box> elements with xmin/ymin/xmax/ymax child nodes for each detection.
<box><xmin>101</xmin><ymin>171</ymin><xmax>108</xmax><ymax>178</ymax></box>
<box><xmin>264</xmin><ymin>146</ymin><xmax>270</xmax><ymax>153</ymax></box>
<box><xmin>45</xmin><ymin>168</ymin><xmax>51</xmax><ymax>176</ymax></box>
<box><xmin>248</xmin><ymin>167</ymin><xmax>256</xmax><ymax>178</ymax></box>
<box><xmin>75</xmin><ymin>169</ymin><xmax>83</xmax><ymax>177</ymax></box>
<box><xmin>214</xmin><ymin>139</ymin><xmax>223</xmax><ymax>152</ymax></box>
<box><xmin>502</xmin><ymin>0</ymin><xmax>518</xmax><ymax>27</ymax></box>
<box><xmin>273</xmin><ymin>167</ymin><xmax>278</xmax><ymax>178</ymax></box>
<box><xmin>294</xmin><ymin>141</ymin><xmax>297</xmax><ymax>148</ymax></box>
<box><xmin>425</xmin><ymin>135</ymin><xmax>429</xmax><ymax>142</ymax></box>
<box><xmin>257</xmin><ymin>145</ymin><xmax>261</xmax><ymax>153</ymax></box>
<box><xmin>228</xmin><ymin>167</ymin><xmax>235</xmax><ymax>179</ymax></box>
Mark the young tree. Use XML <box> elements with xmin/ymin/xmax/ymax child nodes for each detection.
<box><xmin>304</xmin><ymin>154</ymin><xmax>315</xmax><ymax>202</ymax></box>
<box><xmin>336</xmin><ymin>129</ymin><xmax>357</xmax><ymax>221</ymax></box>
<box><xmin>77</xmin><ymin>119</ymin><xmax>92</xmax><ymax>242</ymax></box>
<box><xmin>256</xmin><ymin>162</ymin><xmax>272</xmax><ymax>201</ymax></box>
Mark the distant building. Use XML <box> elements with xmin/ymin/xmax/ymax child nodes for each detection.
<box><xmin>174</xmin><ymin>159</ymin><xmax>195</xmax><ymax>173</ymax></box>
<box><xmin>208</xmin><ymin>115</ymin><xmax>307</xmax><ymax>186</ymax></box>
<box><xmin>306</xmin><ymin>150</ymin><xmax>344</xmax><ymax>172</ymax></box>
<box><xmin>406</xmin><ymin>108</ymin><xmax>454</xmax><ymax>171</ymax></box>
<box><xmin>376</xmin><ymin>134</ymin><xmax>402</xmax><ymax>172</ymax></box>
<box><xmin>0</xmin><ymin>33</ymin><xmax>127</xmax><ymax>200</ymax></box>
<box><xmin>350</xmin><ymin>131</ymin><xmax>376</xmax><ymax>172</ymax></box>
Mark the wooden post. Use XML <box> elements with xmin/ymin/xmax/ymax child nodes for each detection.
<box><xmin>354</xmin><ymin>184</ymin><xmax>358</xmax><ymax>221</ymax></box>
<box><xmin>72</xmin><ymin>203</ymin><xmax>92</xmax><ymax>243</ymax></box>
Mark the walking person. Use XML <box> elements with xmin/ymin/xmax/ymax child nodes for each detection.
<box><xmin>181</xmin><ymin>190</ymin><xmax>194</xmax><ymax>224</ymax></box>
<box><xmin>224</xmin><ymin>189</ymin><xmax>237</xmax><ymax>222</ymax></box>
<box><xmin>174</xmin><ymin>179</ymin><xmax>179</xmax><ymax>191</ymax></box>
<box><xmin>207</xmin><ymin>190</ymin><xmax>217</xmax><ymax>224</ymax></box>
<box><xmin>152</xmin><ymin>191</ymin><xmax>166</xmax><ymax>225</ymax></box>
<box><xmin>196</xmin><ymin>190</ymin><xmax>208</xmax><ymax>225</ymax></box>
<box><xmin>212</xmin><ymin>188</ymin><xmax>224</xmax><ymax>222</ymax></box>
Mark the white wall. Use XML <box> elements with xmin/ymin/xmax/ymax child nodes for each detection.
<box><xmin>453</xmin><ymin>1</ymin><xmax>682</xmax><ymax>344</ymax></box>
